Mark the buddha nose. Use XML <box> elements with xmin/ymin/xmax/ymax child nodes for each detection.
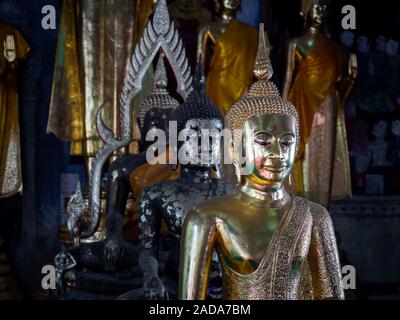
<box><xmin>269</xmin><ymin>142</ymin><xmax>284</xmax><ymax>160</ymax></box>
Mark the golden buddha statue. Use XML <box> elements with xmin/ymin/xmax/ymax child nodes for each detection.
<box><xmin>0</xmin><ymin>23</ymin><xmax>30</xmax><ymax>198</ymax></box>
<box><xmin>196</xmin><ymin>0</ymin><xmax>260</xmax><ymax>114</ymax></box>
<box><xmin>282</xmin><ymin>0</ymin><xmax>357</xmax><ymax>208</ymax></box>
<box><xmin>47</xmin><ymin>0</ymin><xmax>155</xmax><ymax>174</ymax></box>
<box><xmin>179</xmin><ymin>24</ymin><xmax>344</xmax><ymax>300</ymax></box>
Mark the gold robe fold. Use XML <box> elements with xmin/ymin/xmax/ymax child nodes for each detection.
<box><xmin>288</xmin><ymin>35</ymin><xmax>351</xmax><ymax>207</ymax></box>
<box><xmin>47</xmin><ymin>0</ymin><xmax>137</xmax><ymax>156</ymax></box>
<box><xmin>0</xmin><ymin>23</ymin><xmax>30</xmax><ymax>198</ymax></box>
<box><xmin>206</xmin><ymin>19</ymin><xmax>258</xmax><ymax>114</ymax></box>
<box><xmin>220</xmin><ymin>197</ymin><xmax>344</xmax><ymax>300</ymax></box>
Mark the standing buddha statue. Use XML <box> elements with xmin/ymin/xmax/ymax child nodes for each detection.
<box><xmin>0</xmin><ymin>23</ymin><xmax>29</xmax><ymax>299</ymax></box>
<box><xmin>179</xmin><ymin>24</ymin><xmax>344</xmax><ymax>300</ymax></box>
<box><xmin>0</xmin><ymin>23</ymin><xmax>30</xmax><ymax>198</ymax></box>
<box><xmin>196</xmin><ymin>0</ymin><xmax>260</xmax><ymax>114</ymax></box>
<box><xmin>282</xmin><ymin>0</ymin><xmax>357</xmax><ymax>208</ymax></box>
<box><xmin>47</xmin><ymin>0</ymin><xmax>152</xmax><ymax>174</ymax></box>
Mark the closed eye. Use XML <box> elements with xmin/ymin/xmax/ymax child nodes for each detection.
<box><xmin>280</xmin><ymin>135</ymin><xmax>295</xmax><ymax>147</ymax></box>
<box><xmin>254</xmin><ymin>132</ymin><xmax>272</xmax><ymax>147</ymax></box>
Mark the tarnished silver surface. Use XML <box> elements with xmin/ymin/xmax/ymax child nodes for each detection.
<box><xmin>84</xmin><ymin>0</ymin><xmax>193</xmax><ymax>238</ymax></box>
<box><xmin>67</xmin><ymin>182</ymin><xmax>85</xmax><ymax>246</ymax></box>
<box><xmin>54</xmin><ymin>251</ymin><xmax>77</xmax><ymax>294</ymax></box>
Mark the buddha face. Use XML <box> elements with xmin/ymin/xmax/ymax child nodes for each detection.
<box><xmin>222</xmin><ymin>0</ymin><xmax>241</xmax><ymax>11</ymax></box>
<box><xmin>340</xmin><ymin>31</ymin><xmax>354</xmax><ymax>48</ymax></box>
<box><xmin>181</xmin><ymin>118</ymin><xmax>223</xmax><ymax>167</ymax></box>
<box><xmin>141</xmin><ymin>107</ymin><xmax>176</xmax><ymax>146</ymax></box>
<box><xmin>376</xmin><ymin>35</ymin><xmax>386</xmax><ymax>52</ymax></box>
<box><xmin>372</xmin><ymin>120</ymin><xmax>387</xmax><ymax>139</ymax></box>
<box><xmin>302</xmin><ymin>1</ymin><xmax>328</xmax><ymax>27</ymax></box>
<box><xmin>241</xmin><ymin>114</ymin><xmax>297</xmax><ymax>186</ymax></box>
<box><xmin>386</xmin><ymin>39</ymin><xmax>399</xmax><ymax>56</ymax></box>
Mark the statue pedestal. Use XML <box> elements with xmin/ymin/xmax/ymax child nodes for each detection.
<box><xmin>60</xmin><ymin>238</ymin><xmax>173</xmax><ymax>300</ymax></box>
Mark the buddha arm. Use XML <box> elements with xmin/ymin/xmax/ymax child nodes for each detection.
<box><xmin>308</xmin><ymin>206</ymin><xmax>344</xmax><ymax>300</ymax></box>
<box><xmin>337</xmin><ymin>54</ymin><xmax>358</xmax><ymax>104</ymax></box>
<box><xmin>179</xmin><ymin>207</ymin><xmax>217</xmax><ymax>300</ymax></box>
<box><xmin>105</xmin><ymin>153</ymin><xmax>146</xmax><ymax>238</ymax></box>
<box><xmin>138</xmin><ymin>185</ymin><xmax>162</xmax><ymax>280</ymax></box>
<box><xmin>282</xmin><ymin>40</ymin><xmax>296</xmax><ymax>99</ymax></box>
<box><xmin>196</xmin><ymin>25</ymin><xmax>215</xmax><ymax>69</ymax></box>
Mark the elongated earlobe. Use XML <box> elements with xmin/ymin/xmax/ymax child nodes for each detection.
<box><xmin>212</xmin><ymin>164</ymin><xmax>223</xmax><ymax>179</ymax></box>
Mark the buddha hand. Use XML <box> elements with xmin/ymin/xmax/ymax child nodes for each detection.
<box><xmin>143</xmin><ymin>275</ymin><xmax>168</xmax><ymax>300</ymax></box>
<box><xmin>348</xmin><ymin>53</ymin><xmax>358</xmax><ymax>80</ymax></box>
<box><xmin>104</xmin><ymin>237</ymin><xmax>125</xmax><ymax>272</ymax></box>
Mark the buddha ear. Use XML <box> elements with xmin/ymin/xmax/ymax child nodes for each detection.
<box><xmin>212</xmin><ymin>164</ymin><xmax>222</xmax><ymax>179</ymax></box>
<box><xmin>228</xmin><ymin>137</ymin><xmax>237</xmax><ymax>167</ymax></box>
<box><xmin>295</xmin><ymin>136</ymin><xmax>300</xmax><ymax>154</ymax></box>
<box><xmin>228</xmin><ymin>139</ymin><xmax>243</xmax><ymax>184</ymax></box>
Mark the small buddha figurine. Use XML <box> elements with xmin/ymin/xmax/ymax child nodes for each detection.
<box><xmin>388</xmin><ymin>120</ymin><xmax>400</xmax><ymax>166</ymax></box>
<box><xmin>340</xmin><ymin>31</ymin><xmax>355</xmax><ymax>52</ymax></box>
<box><xmin>384</xmin><ymin>39</ymin><xmax>400</xmax><ymax>111</ymax></box>
<box><xmin>352</xmin><ymin>35</ymin><xmax>377</xmax><ymax>111</ymax></box>
<box><xmin>282</xmin><ymin>0</ymin><xmax>357</xmax><ymax>208</ymax></box>
<box><xmin>367</xmin><ymin>120</ymin><xmax>391</xmax><ymax>167</ymax></box>
<box><xmin>179</xmin><ymin>24</ymin><xmax>344</xmax><ymax>300</ymax></box>
<box><xmin>196</xmin><ymin>0</ymin><xmax>260</xmax><ymax>114</ymax></box>
<box><xmin>370</xmin><ymin>35</ymin><xmax>387</xmax><ymax>94</ymax></box>
<box><xmin>128</xmin><ymin>64</ymin><xmax>235</xmax><ymax>300</ymax></box>
<box><xmin>0</xmin><ymin>23</ymin><xmax>30</xmax><ymax>198</ymax></box>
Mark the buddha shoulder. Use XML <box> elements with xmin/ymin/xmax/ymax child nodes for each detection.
<box><xmin>304</xmin><ymin>198</ymin><xmax>335</xmax><ymax>229</ymax></box>
<box><xmin>185</xmin><ymin>194</ymin><xmax>239</xmax><ymax>222</ymax></box>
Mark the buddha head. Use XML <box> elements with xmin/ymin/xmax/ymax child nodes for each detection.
<box><xmin>226</xmin><ymin>24</ymin><xmax>299</xmax><ymax>187</ymax></box>
<box><xmin>214</xmin><ymin>0</ymin><xmax>241</xmax><ymax>13</ymax></box>
<box><xmin>386</xmin><ymin>39</ymin><xmax>399</xmax><ymax>56</ymax></box>
<box><xmin>372</xmin><ymin>120</ymin><xmax>388</xmax><ymax>140</ymax></box>
<box><xmin>300</xmin><ymin>0</ymin><xmax>329</xmax><ymax>28</ymax></box>
<box><xmin>177</xmin><ymin>62</ymin><xmax>224</xmax><ymax>168</ymax></box>
<box><xmin>223</xmin><ymin>0</ymin><xmax>241</xmax><ymax>10</ymax></box>
<box><xmin>340</xmin><ymin>31</ymin><xmax>355</xmax><ymax>49</ymax></box>
<box><xmin>137</xmin><ymin>54</ymin><xmax>180</xmax><ymax>149</ymax></box>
